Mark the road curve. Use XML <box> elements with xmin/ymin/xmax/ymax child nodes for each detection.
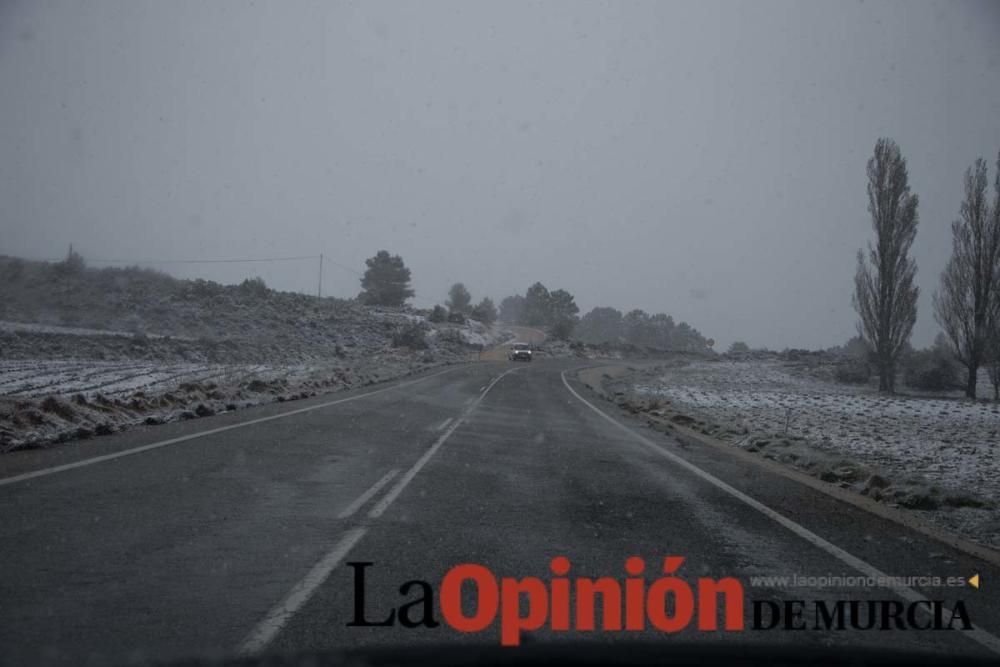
<box><xmin>478</xmin><ymin>325</ymin><xmax>546</xmax><ymax>362</ymax></box>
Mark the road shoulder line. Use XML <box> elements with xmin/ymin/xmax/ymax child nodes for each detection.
<box><xmin>573</xmin><ymin>362</ymin><xmax>1000</xmax><ymax>569</ymax></box>
<box><xmin>561</xmin><ymin>368</ymin><xmax>1000</xmax><ymax>656</ymax></box>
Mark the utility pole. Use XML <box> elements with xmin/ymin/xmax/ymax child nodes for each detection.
<box><xmin>317</xmin><ymin>254</ymin><xmax>323</xmax><ymax>299</ymax></box>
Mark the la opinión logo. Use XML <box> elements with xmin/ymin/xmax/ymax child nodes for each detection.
<box><xmin>348</xmin><ymin>556</ymin><xmax>743</xmax><ymax>645</ymax></box>
<box><xmin>347</xmin><ymin>556</ymin><xmax>975</xmax><ymax>646</ymax></box>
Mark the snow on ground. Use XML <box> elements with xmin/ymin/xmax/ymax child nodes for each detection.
<box><xmin>619</xmin><ymin>358</ymin><xmax>1000</xmax><ymax>549</ymax></box>
<box><xmin>457</xmin><ymin>320</ymin><xmax>501</xmax><ymax>347</ymax></box>
<box><xmin>0</xmin><ymin>319</ymin><xmax>513</xmax><ymax>453</ymax></box>
<box><xmin>0</xmin><ymin>354</ymin><xmax>450</xmax><ymax>452</ymax></box>
<box><xmin>0</xmin><ymin>360</ymin><xmax>238</xmax><ymax>398</ymax></box>
<box><xmin>0</xmin><ymin>320</ymin><xmax>175</xmax><ymax>339</ymax></box>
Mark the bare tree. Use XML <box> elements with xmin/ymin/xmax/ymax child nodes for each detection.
<box><xmin>933</xmin><ymin>154</ymin><xmax>1000</xmax><ymax>399</ymax></box>
<box><xmin>988</xmin><ymin>157</ymin><xmax>1000</xmax><ymax>401</ymax></box>
<box><xmin>853</xmin><ymin>138</ymin><xmax>920</xmax><ymax>393</ymax></box>
<box><xmin>988</xmin><ymin>325</ymin><xmax>1000</xmax><ymax>401</ymax></box>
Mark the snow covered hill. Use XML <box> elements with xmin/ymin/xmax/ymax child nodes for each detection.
<box><xmin>0</xmin><ymin>257</ymin><xmax>508</xmax><ymax>451</ymax></box>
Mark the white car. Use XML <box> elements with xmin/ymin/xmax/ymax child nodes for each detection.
<box><xmin>507</xmin><ymin>343</ymin><xmax>533</xmax><ymax>362</ymax></box>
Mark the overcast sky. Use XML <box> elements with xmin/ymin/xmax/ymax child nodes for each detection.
<box><xmin>2</xmin><ymin>0</ymin><xmax>999</xmax><ymax>350</ymax></box>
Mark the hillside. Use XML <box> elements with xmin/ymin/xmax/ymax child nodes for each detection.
<box><xmin>0</xmin><ymin>256</ymin><xmax>506</xmax><ymax>450</ymax></box>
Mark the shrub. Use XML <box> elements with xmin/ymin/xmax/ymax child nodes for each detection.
<box><xmin>437</xmin><ymin>327</ymin><xmax>464</xmax><ymax>344</ymax></box>
<box><xmin>447</xmin><ymin>311</ymin><xmax>466</xmax><ymax>324</ymax></box>
<box><xmin>728</xmin><ymin>341</ymin><xmax>750</xmax><ymax>354</ymax></box>
<box><xmin>834</xmin><ymin>361</ymin><xmax>870</xmax><ymax>384</ymax></box>
<box><xmin>187</xmin><ymin>279</ymin><xmax>224</xmax><ymax>300</ymax></box>
<box><xmin>428</xmin><ymin>305</ymin><xmax>448</xmax><ymax>323</ymax></box>
<box><xmin>238</xmin><ymin>277</ymin><xmax>270</xmax><ymax>300</ymax></box>
<box><xmin>391</xmin><ymin>322</ymin><xmax>429</xmax><ymax>349</ymax></box>
<box><xmin>902</xmin><ymin>347</ymin><xmax>960</xmax><ymax>391</ymax></box>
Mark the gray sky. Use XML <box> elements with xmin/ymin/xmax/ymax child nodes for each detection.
<box><xmin>2</xmin><ymin>0</ymin><xmax>999</xmax><ymax>350</ymax></box>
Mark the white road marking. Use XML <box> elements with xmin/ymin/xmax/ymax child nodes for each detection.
<box><xmin>434</xmin><ymin>417</ymin><xmax>453</xmax><ymax>432</ymax></box>
<box><xmin>369</xmin><ymin>369</ymin><xmax>518</xmax><ymax>519</ymax></box>
<box><xmin>336</xmin><ymin>469</ymin><xmax>400</xmax><ymax>519</ymax></box>
<box><xmin>238</xmin><ymin>527</ymin><xmax>367</xmax><ymax>656</ymax></box>
<box><xmin>0</xmin><ymin>366</ymin><xmax>462</xmax><ymax>488</ymax></box>
<box><xmin>239</xmin><ymin>367</ymin><xmax>520</xmax><ymax>654</ymax></box>
<box><xmin>463</xmin><ymin>396</ymin><xmax>475</xmax><ymax>406</ymax></box>
<box><xmin>561</xmin><ymin>369</ymin><xmax>1000</xmax><ymax>656</ymax></box>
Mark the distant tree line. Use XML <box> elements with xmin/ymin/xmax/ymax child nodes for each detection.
<box><xmin>496</xmin><ymin>283</ymin><xmax>713</xmax><ymax>350</ymax></box>
<box><xmin>574</xmin><ymin>307</ymin><xmax>713</xmax><ymax>352</ymax></box>
<box><xmin>498</xmin><ymin>282</ymin><xmax>579</xmax><ymax>339</ymax></box>
<box><xmin>851</xmin><ymin>139</ymin><xmax>1000</xmax><ymax>398</ymax></box>
<box><xmin>355</xmin><ymin>252</ymin><xmax>499</xmax><ymax>325</ymax></box>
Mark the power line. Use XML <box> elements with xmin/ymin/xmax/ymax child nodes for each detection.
<box><xmin>14</xmin><ymin>251</ymin><xmax>382</xmax><ymax>277</ymax></box>
<box><xmin>49</xmin><ymin>255</ymin><xmax>320</xmax><ymax>265</ymax></box>
<box><xmin>319</xmin><ymin>257</ymin><xmax>362</xmax><ymax>276</ymax></box>
<box><xmin>13</xmin><ymin>252</ymin><xmax>364</xmax><ymax>274</ymax></box>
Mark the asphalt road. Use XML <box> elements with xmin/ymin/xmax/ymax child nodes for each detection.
<box><xmin>1</xmin><ymin>358</ymin><xmax>999</xmax><ymax>664</ymax></box>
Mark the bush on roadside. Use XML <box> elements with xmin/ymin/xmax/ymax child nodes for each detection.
<box><xmin>437</xmin><ymin>327</ymin><xmax>464</xmax><ymax>345</ymax></box>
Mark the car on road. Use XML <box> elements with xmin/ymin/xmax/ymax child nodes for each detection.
<box><xmin>507</xmin><ymin>342</ymin><xmax>533</xmax><ymax>362</ymax></box>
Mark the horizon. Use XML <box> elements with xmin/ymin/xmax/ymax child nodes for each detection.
<box><xmin>3</xmin><ymin>1</ymin><xmax>1000</xmax><ymax>350</ymax></box>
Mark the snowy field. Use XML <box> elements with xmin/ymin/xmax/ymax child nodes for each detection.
<box><xmin>0</xmin><ymin>359</ymin><xmax>413</xmax><ymax>401</ymax></box>
<box><xmin>0</xmin><ymin>355</ymin><xmax>448</xmax><ymax>452</ymax></box>
<box><xmin>0</xmin><ymin>360</ymin><xmax>254</xmax><ymax>398</ymax></box>
<box><xmin>0</xmin><ymin>320</ymin><xmax>187</xmax><ymax>340</ymax></box>
<box><xmin>624</xmin><ymin>358</ymin><xmax>1000</xmax><ymax>548</ymax></box>
<box><xmin>0</xmin><ymin>317</ymin><xmax>509</xmax><ymax>453</ymax></box>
